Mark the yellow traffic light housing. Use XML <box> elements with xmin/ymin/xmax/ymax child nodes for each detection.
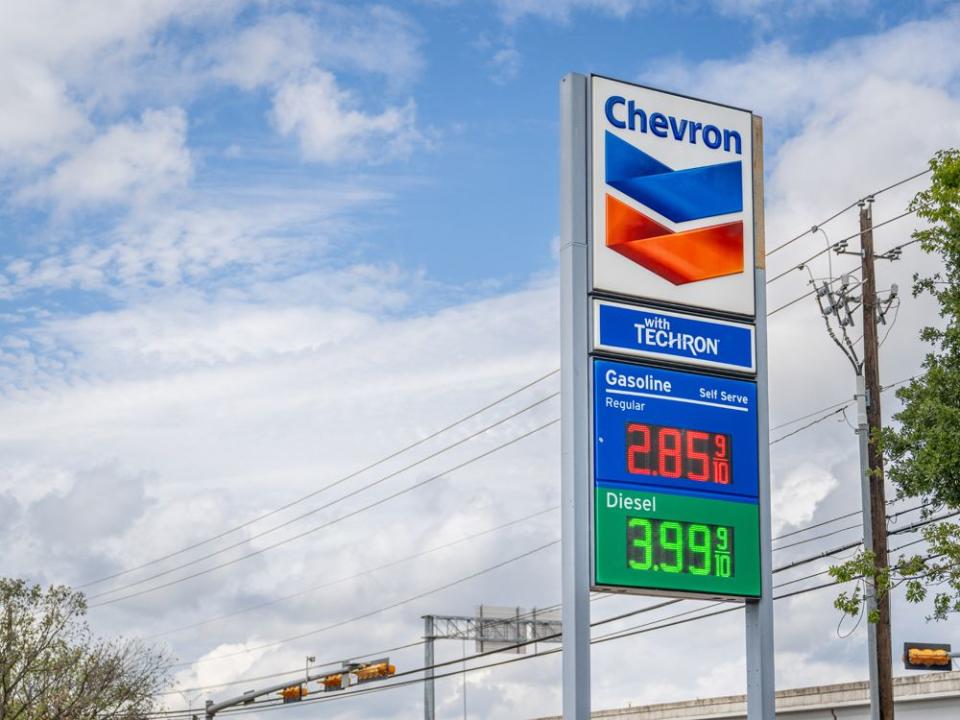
<box><xmin>903</xmin><ymin>642</ymin><xmax>953</xmax><ymax>671</ymax></box>
<box><xmin>355</xmin><ymin>661</ymin><xmax>396</xmax><ymax>683</ymax></box>
<box><xmin>278</xmin><ymin>685</ymin><xmax>308</xmax><ymax>702</ymax></box>
<box><xmin>322</xmin><ymin>673</ymin><xmax>345</xmax><ymax>691</ymax></box>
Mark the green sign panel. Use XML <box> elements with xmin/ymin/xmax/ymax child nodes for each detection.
<box><xmin>594</xmin><ymin>486</ymin><xmax>760</xmax><ymax>597</ymax></box>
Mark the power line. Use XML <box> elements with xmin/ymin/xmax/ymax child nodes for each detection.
<box><xmin>770</xmin><ymin>406</ymin><xmax>847</xmax><ymax>445</ymax></box>
<box><xmin>183</xmin><ymin>547</ymin><xmax>919</xmax><ymax>719</ymax></box>
<box><xmin>767</xmin><ymin>208</ymin><xmax>917</xmax><ymax>286</ymax></box>
<box><xmin>148</xmin><ymin>400</ymin><xmax>917</xmax><ymax>688</ymax></box>
<box><xmin>772</xmin><ymin>509</ymin><xmax>862</xmax><ymax>541</ymax></box>
<box><xmin>765</xmin><ymin>168</ymin><xmax>930</xmax><ymax>258</ymax></box>
<box><xmin>768</xmin><ymin>373</ymin><xmax>919</xmax><ymax>443</ymax></box>
<box><xmin>770</xmin><ymin>398</ymin><xmax>853</xmax><ymax>432</ymax></box>
<box><xmin>145</xmin><ymin>505</ymin><xmax>559</xmax><ymax>640</ymax></box>
<box><xmin>772</xmin><ymin>522</ymin><xmax>862</xmax><ymax>551</ymax></box>
<box><xmin>88</xmin><ymin>409</ymin><xmax>560</xmax><ymax>606</ymax></box>
<box><xmin>147</xmin><ymin>509</ymin><xmax>955</xmax><ymax>720</ymax></box>
<box><xmin>170</xmin><ymin>537</ymin><xmax>560</xmax><ymax>668</ymax></box>
<box><xmin>165</xmin><ymin>504</ymin><xmax>952</xmax><ymax>700</ymax></box>
<box><xmin>79</xmin><ymin>369</ymin><xmax>560</xmax><ymax>590</ymax></box>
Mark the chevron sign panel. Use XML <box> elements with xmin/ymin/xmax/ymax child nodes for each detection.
<box><xmin>590</xmin><ymin>76</ymin><xmax>756</xmax><ymax>317</ymax></box>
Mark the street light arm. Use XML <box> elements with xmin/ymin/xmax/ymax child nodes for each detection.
<box><xmin>204</xmin><ymin>677</ymin><xmax>306</xmax><ymax>718</ymax></box>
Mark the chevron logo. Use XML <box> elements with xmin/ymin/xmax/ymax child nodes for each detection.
<box><xmin>604</xmin><ymin>131</ymin><xmax>744</xmax><ymax>285</ymax></box>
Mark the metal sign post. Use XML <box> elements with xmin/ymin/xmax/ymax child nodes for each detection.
<box><xmin>560</xmin><ymin>72</ymin><xmax>592</xmax><ymax>720</ymax></box>
<box><xmin>560</xmin><ymin>73</ymin><xmax>774</xmax><ymax>719</ymax></box>
<box><xmin>746</xmin><ymin>116</ymin><xmax>775</xmax><ymax>717</ymax></box>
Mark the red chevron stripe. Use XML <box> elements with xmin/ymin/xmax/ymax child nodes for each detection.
<box><xmin>606</xmin><ymin>194</ymin><xmax>744</xmax><ymax>285</ymax></box>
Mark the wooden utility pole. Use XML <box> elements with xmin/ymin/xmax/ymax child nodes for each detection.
<box><xmin>859</xmin><ymin>198</ymin><xmax>895</xmax><ymax>719</ymax></box>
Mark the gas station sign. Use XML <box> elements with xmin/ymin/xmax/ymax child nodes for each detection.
<box><xmin>592</xmin><ymin>359</ymin><xmax>760</xmax><ymax>597</ymax></box>
<box><xmin>560</xmin><ymin>70</ymin><xmax>774</xmax><ymax>717</ymax></box>
<box><xmin>580</xmin><ymin>75</ymin><xmax>764</xmax><ymax>601</ymax></box>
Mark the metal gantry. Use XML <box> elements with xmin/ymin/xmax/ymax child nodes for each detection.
<box><xmin>423</xmin><ymin>607</ymin><xmax>562</xmax><ymax>720</ymax></box>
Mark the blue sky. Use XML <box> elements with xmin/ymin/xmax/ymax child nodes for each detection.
<box><xmin>2</xmin><ymin>1</ymin><xmax>960</xmax><ymax>718</ymax></box>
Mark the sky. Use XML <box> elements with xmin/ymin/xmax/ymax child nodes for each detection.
<box><xmin>1</xmin><ymin>0</ymin><xmax>959</xmax><ymax>718</ymax></box>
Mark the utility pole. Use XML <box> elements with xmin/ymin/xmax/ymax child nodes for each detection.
<box><xmin>859</xmin><ymin>198</ymin><xmax>895</xmax><ymax>719</ymax></box>
<box><xmin>809</xmin><ymin>196</ymin><xmax>902</xmax><ymax>720</ymax></box>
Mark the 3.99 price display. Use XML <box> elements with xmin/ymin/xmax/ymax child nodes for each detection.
<box><xmin>626</xmin><ymin>422</ymin><xmax>731</xmax><ymax>484</ymax></box>
<box><xmin>626</xmin><ymin>517</ymin><xmax>733</xmax><ymax>578</ymax></box>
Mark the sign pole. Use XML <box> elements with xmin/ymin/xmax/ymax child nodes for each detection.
<box><xmin>745</xmin><ymin>114</ymin><xmax>775</xmax><ymax>720</ymax></box>
<box><xmin>560</xmin><ymin>72</ymin><xmax>591</xmax><ymax>720</ymax></box>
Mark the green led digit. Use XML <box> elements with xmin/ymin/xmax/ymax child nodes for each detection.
<box><xmin>716</xmin><ymin>553</ymin><xmax>732</xmax><ymax>578</ymax></box>
<box><xmin>627</xmin><ymin>518</ymin><xmax>653</xmax><ymax>570</ymax></box>
<box><xmin>687</xmin><ymin>524</ymin><xmax>711</xmax><ymax>576</ymax></box>
<box><xmin>716</xmin><ymin>526</ymin><xmax>729</xmax><ymax>552</ymax></box>
<box><xmin>659</xmin><ymin>521</ymin><xmax>683</xmax><ymax>573</ymax></box>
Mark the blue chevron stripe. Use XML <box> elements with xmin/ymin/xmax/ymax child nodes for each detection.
<box><xmin>605</xmin><ymin>132</ymin><xmax>743</xmax><ymax>223</ymax></box>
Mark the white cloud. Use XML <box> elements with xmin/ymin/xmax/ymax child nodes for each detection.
<box><xmin>25</xmin><ymin>108</ymin><xmax>192</xmax><ymax>207</ymax></box>
<box><xmin>0</xmin><ymin>59</ymin><xmax>90</xmax><ymax>168</ymax></box>
<box><xmin>772</xmin><ymin>462</ymin><xmax>839</xmax><ymax>534</ymax></box>
<box><xmin>310</xmin><ymin>4</ymin><xmax>424</xmax><ymax>85</ymax></box>
<box><xmin>496</xmin><ymin>0</ymin><xmax>640</xmax><ymax>23</ymax></box>
<box><xmin>490</xmin><ymin>44</ymin><xmax>522</xmax><ymax>84</ymax></box>
<box><xmin>496</xmin><ymin>0</ymin><xmax>870</xmax><ymax>23</ymax></box>
<box><xmin>271</xmin><ymin>69</ymin><xmax>421</xmax><ymax>164</ymax></box>
<box><xmin>0</xmin><ymin>0</ymin><xmax>236</xmax><ymax>169</ymax></box>
<box><xmin>28</xmin><ymin>463</ymin><xmax>156</xmax><ymax>546</ymax></box>
<box><xmin>208</xmin><ymin>14</ymin><xmax>317</xmax><ymax>91</ymax></box>
<box><xmin>0</xmin><ymin>184</ymin><xmax>390</xmax><ymax>303</ymax></box>
<box><xmin>208</xmin><ymin>6</ymin><xmax>423</xmax><ymax>91</ymax></box>
<box><xmin>712</xmin><ymin>0</ymin><xmax>871</xmax><ymax>19</ymax></box>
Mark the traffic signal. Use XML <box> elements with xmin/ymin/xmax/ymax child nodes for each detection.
<box><xmin>903</xmin><ymin>642</ymin><xmax>953</xmax><ymax>671</ymax></box>
<box><xmin>322</xmin><ymin>673</ymin><xmax>346</xmax><ymax>691</ymax></box>
<box><xmin>278</xmin><ymin>685</ymin><xmax>308</xmax><ymax>702</ymax></box>
<box><xmin>355</xmin><ymin>661</ymin><xmax>396</xmax><ymax>684</ymax></box>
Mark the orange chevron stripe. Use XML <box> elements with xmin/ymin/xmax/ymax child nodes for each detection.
<box><xmin>606</xmin><ymin>194</ymin><xmax>744</xmax><ymax>285</ymax></box>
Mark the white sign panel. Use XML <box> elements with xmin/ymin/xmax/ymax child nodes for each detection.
<box><xmin>590</xmin><ymin>75</ymin><xmax>756</xmax><ymax>317</ymax></box>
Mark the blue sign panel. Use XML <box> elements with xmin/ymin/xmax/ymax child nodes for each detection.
<box><xmin>594</xmin><ymin>358</ymin><xmax>758</xmax><ymax>501</ymax></box>
<box><xmin>594</xmin><ymin>300</ymin><xmax>755</xmax><ymax>373</ymax></box>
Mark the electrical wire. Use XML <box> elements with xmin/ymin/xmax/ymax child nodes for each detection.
<box><xmin>147</xmin><ymin>383</ymin><xmax>884</xmax><ymax>628</ymax></box>
<box><xmin>79</xmin><ymin>369</ymin><xmax>560</xmax><ymax>590</ymax></box>
<box><xmin>170</xmin><ymin>553</ymin><xmax>912</xmax><ymax>719</ymax></box>
<box><xmin>88</xmin><ymin>412</ymin><xmax>560</xmax><ymax>607</ymax></box>
<box><xmin>769</xmin><ymin>406</ymin><xmax>847</xmax><ymax>445</ymax></box>
<box><xmin>767</xmin><ymin>209</ymin><xmax>917</xmax><ymax>286</ymax></box>
<box><xmin>772</xmin><ymin>509</ymin><xmax>862</xmax><ymax>541</ymax></box>
<box><xmin>169</xmin><ymin>538</ymin><xmax>560</xmax><ymax>668</ymax></box>
<box><xmin>765</xmin><ymin>168</ymin><xmax>930</xmax><ymax>258</ymax></box>
<box><xmin>152</xmin><ymin>500</ymin><xmax>872</xmax><ymax>695</ymax></box>
<box><xmin>153</xmin><ymin>506</ymin><xmax>958</xmax><ymax>717</ymax></box>
<box><xmin>768</xmin><ymin>372</ymin><xmax>918</xmax><ymax>442</ymax></box>
<box><xmin>145</xmin><ymin>505</ymin><xmax>560</xmax><ymax>640</ymax></box>
<box><xmin>163</xmin><ymin>504</ymin><xmax>952</xmax><ymax>702</ymax></box>
<box><xmin>770</xmin><ymin>397</ymin><xmax>853</xmax><ymax>432</ymax></box>
<box><xmin>773</xmin><ymin>522</ymin><xmax>863</xmax><ymax>551</ymax></box>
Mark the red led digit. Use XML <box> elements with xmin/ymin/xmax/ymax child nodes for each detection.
<box><xmin>626</xmin><ymin>423</ymin><xmax>652</xmax><ymax>475</ymax></box>
<box><xmin>657</xmin><ymin>427</ymin><xmax>682</xmax><ymax>478</ymax></box>
<box><xmin>714</xmin><ymin>434</ymin><xmax>728</xmax><ymax>459</ymax></box>
<box><xmin>685</xmin><ymin>430</ymin><xmax>710</xmax><ymax>481</ymax></box>
<box><xmin>713</xmin><ymin>459</ymin><xmax>731</xmax><ymax>485</ymax></box>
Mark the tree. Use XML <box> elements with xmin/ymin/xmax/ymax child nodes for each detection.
<box><xmin>0</xmin><ymin>578</ymin><xmax>172</xmax><ymax>719</ymax></box>
<box><xmin>831</xmin><ymin>149</ymin><xmax>960</xmax><ymax>621</ymax></box>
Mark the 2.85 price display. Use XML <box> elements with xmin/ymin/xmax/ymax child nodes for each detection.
<box><xmin>626</xmin><ymin>422</ymin><xmax>731</xmax><ymax>485</ymax></box>
<box><xmin>626</xmin><ymin>517</ymin><xmax>733</xmax><ymax>578</ymax></box>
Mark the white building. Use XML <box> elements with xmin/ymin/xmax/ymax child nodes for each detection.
<box><xmin>534</xmin><ymin>672</ymin><xmax>960</xmax><ymax>719</ymax></box>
